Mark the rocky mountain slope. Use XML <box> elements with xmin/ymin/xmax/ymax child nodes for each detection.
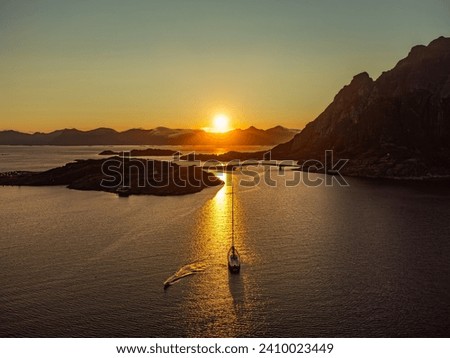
<box><xmin>272</xmin><ymin>36</ymin><xmax>450</xmax><ymax>178</ymax></box>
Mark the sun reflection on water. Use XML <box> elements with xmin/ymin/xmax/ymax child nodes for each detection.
<box><xmin>180</xmin><ymin>172</ymin><xmax>261</xmax><ymax>337</ymax></box>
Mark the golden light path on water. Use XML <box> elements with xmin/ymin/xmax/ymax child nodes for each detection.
<box><xmin>181</xmin><ymin>172</ymin><xmax>265</xmax><ymax>337</ymax></box>
<box><xmin>2</xmin><ymin>151</ymin><xmax>450</xmax><ymax>337</ymax></box>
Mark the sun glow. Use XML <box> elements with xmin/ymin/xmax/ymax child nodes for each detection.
<box><xmin>211</xmin><ymin>114</ymin><xmax>231</xmax><ymax>133</ymax></box>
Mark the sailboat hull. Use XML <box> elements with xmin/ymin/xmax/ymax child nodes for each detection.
<box><xmin>228</xmin><ymin>263</ymin><xmax>240</xmax><ymax>273</ymax></box>
<box><xmin>228</xmin><ymin>175</ymin><xmax>241</xmax><ymax>273</ymax></box>
<box><xmin>228</xmin><ymin>247</ymin><xmax>241</xmax><ymax>274</ymax></box>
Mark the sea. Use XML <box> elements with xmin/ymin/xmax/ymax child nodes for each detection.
<box><xmin>0</xmin><ymin>145</ymin><xmax>449</xmax><ymax>337</ymax></box>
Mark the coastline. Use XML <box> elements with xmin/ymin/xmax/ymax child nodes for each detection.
<box><xmin>0</xmin><ymin>157</ymin><xmax>223</xmax><ymax>196</ymax></box>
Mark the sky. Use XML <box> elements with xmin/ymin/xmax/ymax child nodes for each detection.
<box><xmin>0</xmin><ymin>0</ymin><xmax>449</xmax><ymax>132</ymax></box>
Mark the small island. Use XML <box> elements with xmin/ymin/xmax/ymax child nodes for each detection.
<box><xmin>179</xmin><ymin>151</ymin><xmax>265</xmax><ymax>162</ymax></box>
<box><xmin>99</xmin><ymin>148</ymin><xmax>177</xmax><ymax>157</ymax></box>
<box><xmin>0</xmin><ymin>157</ymin><xmax>222</xmax><ymax>196</ymax></box>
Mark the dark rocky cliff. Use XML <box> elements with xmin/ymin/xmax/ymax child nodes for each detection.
<box><xmin>0</xmin><ymin>158</ymin><xmax>222</xmax><ymax>196</ymax></box>
<box><xmin>272</xmin><ymin>36</ymin><xmax>450</xmax><ymax>178</ymax></box>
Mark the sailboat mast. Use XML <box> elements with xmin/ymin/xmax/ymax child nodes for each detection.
<box><xmin>231</xmin><ymin>172</ymin><xmax>234</xmax><ymax>248</ymax></box>
<box><xmin>227</xmin><ymin>168</ymin><xmax>241</xmax><ymax>273</ymax></box>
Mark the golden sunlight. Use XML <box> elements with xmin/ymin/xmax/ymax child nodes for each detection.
<box><xmin>212</xmin><ymin>114</ymin><xmax>231</xmax><ymax>133</ymax></box>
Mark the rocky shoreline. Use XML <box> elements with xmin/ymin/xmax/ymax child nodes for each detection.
<box><xmin>0</xmin><ymin>157</ymin><xmax>222</xmax><ymax>196</ymax></box>
<box><xmin>98</xmin><ymin>148</ymin><xmax>177</xmax><ymax>157</ymax></box>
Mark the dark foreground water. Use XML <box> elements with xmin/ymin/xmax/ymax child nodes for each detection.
<box><xmin>1</xmin><ymin>148</ymin><xmax>450</xmax><ymax>337</ymax></box>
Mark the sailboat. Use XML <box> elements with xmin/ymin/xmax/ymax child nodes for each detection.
<box><xmin>228</xmin><ymin>173</ymin><xmax>241</xmax><ymax>273</ymax></box>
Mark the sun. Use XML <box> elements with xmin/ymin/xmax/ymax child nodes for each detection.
<box><xmin>212</xmin><ymin>114</ymin><xmax>230</xmax><ymax>133</ymax></box>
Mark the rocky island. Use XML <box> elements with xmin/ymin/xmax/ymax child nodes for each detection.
<box><xmin>99</xmin><ymin>148</ymin><xmax>177</xmax><ymax>157</ymax></box>
<box><xmin>179</xmin><ymin>151</ymin><xmax>266</xmax><ymax>162</ymax></box>
<box><xmin>0</xmin><ymin>157</ymin><xmax>222</xmax><ymax>196</ymax></box>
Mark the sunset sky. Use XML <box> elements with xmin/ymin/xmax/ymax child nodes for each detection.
<box><xmin>1</xmin><ymin>0</ymin><xmax>449</xmax><ymax>132</ymax></box>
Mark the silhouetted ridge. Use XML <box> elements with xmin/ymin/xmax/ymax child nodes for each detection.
<box><xmin>0</xmin><ymin>126</ymin><xmax>299</xmax><ymax>146</ymax></box>
<box><xmin>272</xmin><ymin>36</ymin><xmax>450</xmax><ymax>178</ymax></box>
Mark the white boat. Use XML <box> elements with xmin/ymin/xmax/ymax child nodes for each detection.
<box><xmin>227</xmin><ymin>175</ymin><xmax>241</xmax><ymax>273</ymax></box>
<box><xmin>228</xmin><ymin>245</ymin><xmax>240</xmax><ymax>273</ymax></box>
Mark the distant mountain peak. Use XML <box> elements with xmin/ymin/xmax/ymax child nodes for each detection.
<box><xmin>61</xmin><ymin>128</ymin><xmax>81</xmax><ymax>133</ymax></box>
<box><xmin>350</xmin><ymin>72</ymin><xmax>373</xmax><ymax>93</ymax></box>
<box><xmin>408</xmin><ymin>44</ymin><xmax>427</xmax><ymax>56</ymax></box>
<box><xmin>0</xmin><ymin>125</ymin><xmax>299</xmax><ymax>146</ymax></box>
<box><xmin>352</xmin><ymin>71</ymin><xmax>372</xmax><ymax>82</ymax></box>
<box><xmin>332</xmin><ymin>71</ymin><xmax>374</xmax><ymax>105</ymax></box>
<box><xmin>2</xmin><ymin>130</ymin><xmax>20</xmax><ymax>134</ymax></box>
<box><xmin>428</xmin><ymin>35</ymin><xmax>450</xmax><ymax>48</ymax></box>
<box><xmin>91</xmin><ymin>127</ymin><xmax>118</xmax><ymax>133</ymax></box>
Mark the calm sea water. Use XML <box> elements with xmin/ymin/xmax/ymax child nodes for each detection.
<box><xmin>1</xmin><ymin>147</ymin><xmax>450</xmax><ymax>337</ymax></box>
<box><xmin>0</xmin><ymin>145</ymin><xmax>272</xmax><ymax>172</ymax></box>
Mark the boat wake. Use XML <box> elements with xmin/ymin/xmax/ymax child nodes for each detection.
<box><xmin>164</xmin><ymin>261</ymin><xmax>206</xmax><ymax>289</ymax></box>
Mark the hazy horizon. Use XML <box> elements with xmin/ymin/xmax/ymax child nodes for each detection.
<box><xmin>1</xmin><ymin>0</ymin><xmax>449</xmax><ymax>132</ymax></box>
<box><xmin>0</xmin><ymin>123</ymin><xmax>300</xmax><ymax>134</ymax></box>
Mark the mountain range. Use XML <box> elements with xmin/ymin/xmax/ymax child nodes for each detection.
<box><xmin>3</xmin><ymin>36</ymin><xmax>449</xmax><ymax>179</ymax></box>
<box><xmin>0</xmin><ymin>126</ymin><xmax>299</xmax><ymax>146</ymax></box>
<box><xmin>273</xmin><ymin>36</ymin><xmax>450</xmax><ymax>178</ymax></box>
